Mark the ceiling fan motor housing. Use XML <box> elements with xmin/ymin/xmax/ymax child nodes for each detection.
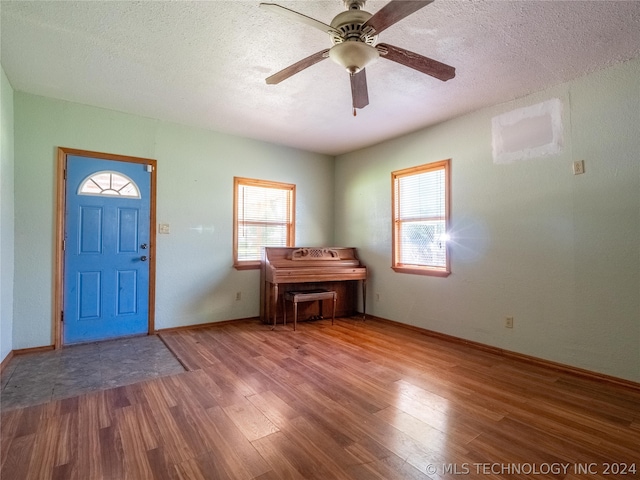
<box><xmin>329</xmin><ymin>9</ymin><xmax>379</xmax><ymax>74</ymax></box>
<box><xmin>329</xmin><ymin>10</ymin><xmax>377</xmax><ymax>45</ymax></box>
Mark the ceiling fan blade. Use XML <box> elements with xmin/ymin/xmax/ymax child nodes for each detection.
<box><xmin>266</xmin><ymin>49</ymin><xmax>330</xmax><ymax>85</ymax></box>
<box><xmin>362</xmin><ymin>0</ymin><xmax>434</xmax><ymax>35</ymax></box>
<box><xmin>350</xmin><ymin>69</ymin><xmax>369</xmax><ymax>109</ymax></box>
<box><xmin>377</xmin><ymin>43</ymin><xmax>455</xmax><ymax>81</ymax></box>
<box><xmin>260</xmin><ymin>3</ymin><xmax>342</xmax><ymax>37</ymax></box>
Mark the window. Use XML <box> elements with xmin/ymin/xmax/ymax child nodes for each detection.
<box><xmin>392</xmin><ymin>159</ymin><xmax>451</xmax><ymax>276</ymax></box>
<box><xmin>233</xmin><ymin>177</ymin><xmax>295</xmax><ymax>269</ymax></box>
<box><xmin>78</xmin><ymin>171</ymin><xmax>140</xmax><ymax>198</ymax></box>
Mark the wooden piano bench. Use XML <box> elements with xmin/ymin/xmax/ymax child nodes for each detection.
<box><xmin>282</xmin><ymin>290</ymin><xmax>337</xmax><ymax>331</ymax></box>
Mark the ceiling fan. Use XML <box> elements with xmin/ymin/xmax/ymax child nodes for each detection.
<box><xmin>260</xmin><ymin>0</ymin><xmax>456</xmax><ymax>115</ymax></box>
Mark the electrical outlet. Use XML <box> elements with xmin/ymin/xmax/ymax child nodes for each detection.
<box><xmin>505</xmin><ymin>316</ymin><xmax>514</xmax><ymax>328</ymax></box>
<box><xmin>235</xmin><ymin>292</ymin><xmax>241</xmax><ymax>301</ymax></box>
<box><xmin>572</xmin><ymin>160</ymin><xmax>585</xmax><ymax>175</ymax></box>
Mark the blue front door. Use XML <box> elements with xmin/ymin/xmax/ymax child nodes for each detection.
<box><xmin>64</xmin><ymin>155</ymin><xmax>151</xmax><ymax>344</ymax></box>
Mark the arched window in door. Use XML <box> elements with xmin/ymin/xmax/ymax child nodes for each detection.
<box><xmin>78</xmin><ymin>171</ymin><xmax>141</xmax><ymax>198</ymax></box>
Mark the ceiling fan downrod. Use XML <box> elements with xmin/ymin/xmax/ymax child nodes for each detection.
<box><xmin>344</xmin><ymin>0</ymin><xmax>366</xmax><ymax>10</ymax></box>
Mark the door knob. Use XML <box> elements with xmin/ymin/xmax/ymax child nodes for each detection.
<box><xmin>140</xmin><ymin>256</ymin><xmax>147</xmax><ymax>262</ymax></box>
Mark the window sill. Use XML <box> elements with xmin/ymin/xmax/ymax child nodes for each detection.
<box><xmin>234</xmin><ymin>261</ymin><xmax>261</xmax><ymax>271</ymax></box>
<box><xmin>392</xmin><ymin>266</ymin><xmax>450</xmax><ymax>277</ymax></box>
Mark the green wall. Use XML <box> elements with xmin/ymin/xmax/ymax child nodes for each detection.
<box><xmin>1</xmin><ymin>65</ymin><xmax>15</xmax><ymax>362</ymax></box>
<box><xmin>12</xmin><ymin>93</ymin><xmax>334</xmax><ymax>349</ymax></box>
<box><xmin>335</xmin><ymin>58</ymin><xmax>640</xmax><ymax>382</ymax></box>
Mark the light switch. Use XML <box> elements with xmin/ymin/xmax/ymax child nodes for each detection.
<box><xmin>158</xmin><ymin>223</ymin><xmax>170</xmax><ymax>234</ymax></box>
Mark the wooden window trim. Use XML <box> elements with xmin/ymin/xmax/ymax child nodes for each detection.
<box><xmin>391</xmin><ymin>159</ymin><xmax>451</xmax><ymax>277</ymax></box>
<box><xmin>233</xmin><ymin>177</ymin><xmax>295</xmax><ymax>270</ymax></box>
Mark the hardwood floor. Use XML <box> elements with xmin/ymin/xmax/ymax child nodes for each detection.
<box><xmin>2</xmin><ymin>317</ymin><xmax>639</xmax><ymax>479</ymax></box>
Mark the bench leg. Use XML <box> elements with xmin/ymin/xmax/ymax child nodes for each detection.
<box><xmin>293</xmin><ymin>302</ymin><xmax>298</xmax><ymax>331</ymax></box>
<box><xmin>332</xmin><ymin>293</ymin><xmax>336</xmax><ymax>325</ymax></box>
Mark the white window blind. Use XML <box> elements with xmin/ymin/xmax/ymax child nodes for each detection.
<box><xmin>234</xmin><ymin>178</ymin><xmax>295</xmax><ymax>265</ymax></box>
<box><xmin>392</xmin><ymin>160</ymin><xmax>450</xmax><ymax>274</ymax></box>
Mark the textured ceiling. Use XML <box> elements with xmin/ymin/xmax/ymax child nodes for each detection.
<box><xmin>2</xmin><ymin>1</ymin><xmax>640</xmax><ymax>156</ymax></box>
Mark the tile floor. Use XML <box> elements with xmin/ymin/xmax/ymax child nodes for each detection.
<box><xmin>0</xmin><ymin>335</ymin><xmax>185</xmax><ymax>412</ymax></box>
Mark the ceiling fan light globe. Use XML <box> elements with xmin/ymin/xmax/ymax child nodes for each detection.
<box><xmin>329</xmin><ymin>41</ymin><xmax>379</xmax><ymax>74</ymax></box>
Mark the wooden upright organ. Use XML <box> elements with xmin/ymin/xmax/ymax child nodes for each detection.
<box><xmin>260</xmin><ymin>247</ymin><xmax>367</xmax><ymax>325</ymax></box>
